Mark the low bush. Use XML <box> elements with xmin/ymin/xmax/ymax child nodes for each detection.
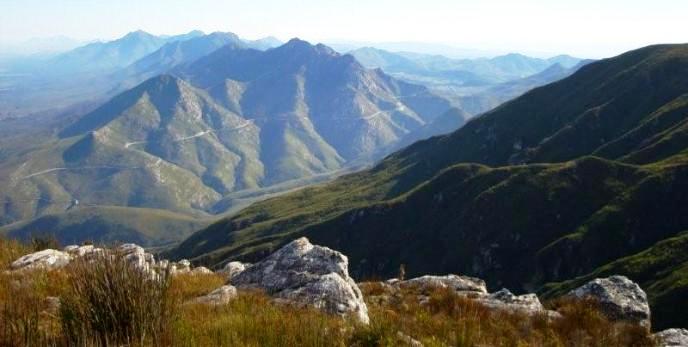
<box><xmin>59</xmin><ymin>254</ymin><xmax>175</xmax><ymax>346</ymax></box>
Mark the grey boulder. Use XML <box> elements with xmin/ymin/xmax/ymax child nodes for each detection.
<box><xmin>398</xmin><ymin>274</ymin><xmax>488</xmax><ymax>294</ymax></box>
<box><xmin>231</xmin><ymin>237</ymin><xmax>369</xmax><ymax>323</ymax></box>
<box><xmin>568</xmin><ymin>275</ymin><xmax>650</xmax><ymax>328</ymax></box>
<box><xmin>219</xmin><ymin>261</ymin><xmax>249</xmax><ymax>281</ymax></box>
<box><xmin>194</xmin><ymin>285</ymin><xmax>238</xmax><ymax>305</ymax></box>
<box><xmin>654</xmin><ymin>329</ymin><xmax>688</xmax><ymax>347</ymax></box>
<box><xmin>10</xmin><ymin>249</ymin><xmax>72</xmax><ymax>271</ymax></box>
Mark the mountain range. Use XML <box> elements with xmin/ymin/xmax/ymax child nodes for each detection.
<box><xmin>0</xmin><ymin>30</ymin><xmax>283</xmax><ymax>120</ymax></box>
<box><xmin>0</xmin><ymin>38</ymin><xmax>457</xmax><ymax>245</ymax></box>
<box><xmin>170</xmin><ymin>44</ymin><xmax>688</xmax><ymax>330</ymax></box>
<box><xmin>349</xmin><ymin>47</ymin><xmax>587</xmax><ymax>115</ymax></box>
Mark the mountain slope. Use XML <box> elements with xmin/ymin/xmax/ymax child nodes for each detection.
<box><xmin>171</xmin><ymin>44</ymin><xmax>688</xmax><ymax>329</ymax></box>
<box><xmin>178</xmin><ymin>38</ymin><xmax>454</xmax><ymax>164</ymax></box>
<box><xmin>0</xmin><ymin>40</ymin><xmax>454</xmax><ymax>239</ymax></box>
<box><xmin>0</xmin><ymin>206</ymin><xmax>209</xmax><ymax>246</ymax></box>
<box><xmin>120</xmin><ymin>32</ymin><xmax>246</xmax><ymax>87</ymax></box>
<box><xmin>47</xmin><ymin>30</ymin><xmax>201</xmax><ymax>75</ymax></box>
<box><xmin>349</xmin><ymin>47</ymin><xmax>585</xmax><ymax>115</ymax></box>
<box><xmin>0</xmin><ymin>30</ymin><xmax>204</xmax><ymax>119</ymax></box>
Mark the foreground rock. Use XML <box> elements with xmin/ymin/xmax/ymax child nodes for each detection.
<box><xmin>654</xmin><ymin>329</ymin><xmax>688</xmax><ymax>347</ymax></box>
<box><xmin>378</xmin><ymin>275</ymin><xmax>553</xmax><ymax>317</ymax></box>
<box><xmin>230</xmin><ymin>237</ymin><xmax>369</xmax><ymax>324</ymax></box>
<box><xmin>10</xmin><ymin>243</ymin><xmax>217</xmax><ymax>277</ymax></box>
<box><xmin>397</xmin><ymin>274</ymin><xmax>487</xmax><ymax>294</ymax></box>
<box><xmin>10</xmin><ymin>249</ymin><xmax>72</xmax><ymax>271</ymax></box>
<box><xmin>194</xmin><ymin>285</ymin><xmax>238</xmax><ymax>305</ymax></box>
<box><xmin>63</xmin><ymin>244</ymin><xmax>104</xmax><ymax>258</ymax></box>
<box><xmin>219</xmin><ymin>261</ymin><xmax>249</xmax><ymax>281</ymax></box>
<box><xmin>568</xmin><ymin>275</ymin><xmax>651</xmax><ymax>328</ymax></box>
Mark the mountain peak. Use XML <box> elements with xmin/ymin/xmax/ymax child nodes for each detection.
<box><xmin>283</xmin><ymin>38</ymin><xmax>312</xmax><ymax>49</ymax></box>
<box><xmin>139</xmin><ymin>74</ymin><xmax>187</xmax><ymax>93</ymax></box>
<box><xmin>186</xmin><ymin>30</ymin><xmax>205</xmax><ymax>36</ymax></box>
<box><xmin>122</xmin><ymin>30</ymin><xmax>155</xmax><ymax>40</ymax></box>
<box><xmin>278</xmin><ymin>38</ymin><xmax>338</xmax><ymax>57</ymax></box>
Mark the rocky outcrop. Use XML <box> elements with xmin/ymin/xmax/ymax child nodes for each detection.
<box><xmin>477</xmin><ymin>289</ymin><xmax>559</xmax><ymax>317</ymax></box>
<box><xmin>117</xmin><ymin>243</ymin><xmax>155</xmax><ymax>271</ymax></box>
<box><xmin>654</xmin><ymin>328</ymin><xmax>688</xmax><ymax>347</ymax></box>
<box><xmin>568</xmin><ymin>275</ymin><xmax>651</xmax><ymax>328</ymax></box>
<box><xmin>397</xmin><ymin>274</ymin><xmax>487</xmax><ymax>294</ymax></box>
<box><xmin>230</xmin><ymin>237</ymin><xmax>369</xmax><ymax>323</ymax></box>
<box><xmin>64</xmin><ymin>244</ymin><xmax>103</xmax><ymax>258</ymax></box>
<box><xmin>219</xmin><ymin>261</ymin><xmax>249</xmax><ymax>281</ymax></box>
<box><xmin>10</xmin><ymin>249</ymin><xmax>72</xmax><ymax>271</ymax></box>
<box><xmin>193</xmin><ymin>285</ymin><xmax>238</xmax><ymax>305</ymax></box>
<box><xmin>376</xmin><ymin>276</ymin><xmax>553</xmax><ymax>317</ymax></box>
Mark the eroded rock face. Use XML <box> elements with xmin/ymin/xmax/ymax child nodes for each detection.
<box><xmin>398</xmin><ymin>274</ymin><xmax>487</xmax><ymax>294</ymax></box>
<box><xmin>568</xmin><ymin>275</ymin><xmax>650</xmax><ymax>328</ymax></box>
<box><xmin>10</xmin><ymin>249</ymin><xmax>72</xmax><ymax>271</ymax></box>
<box><xmin>654</xmin><ymin>328</ymin><xmax>688</xmax><ymax>347</ymax></box>
<box><xmin>194</xmin><ymin>285</ymin><xmax>238</xmax><ymax>305</ymax></box>
<box><xmin>230</xmin><ymin>237</ymin><xmax>369</xmax><ymax>323</ymax></box>
<box><xmin>117</xmin><ymin>243</ymin><xmax>155</xmax><ymax>271</ymax></box>
<box><xmin>219</xmin><ymin>261</ymin><xmax>249</xmax><ymax>281</ymax></box>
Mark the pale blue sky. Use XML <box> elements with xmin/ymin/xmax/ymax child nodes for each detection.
<box><xmin>0</xmin><ymin>0</ymin><xmax>686</xmax><ymax>58</ymax></box>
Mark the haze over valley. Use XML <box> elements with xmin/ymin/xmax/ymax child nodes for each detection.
<box><xmin>1</xmin><ymin>1</ymin><xmax>687</xmax><ymax>345</ymax></box>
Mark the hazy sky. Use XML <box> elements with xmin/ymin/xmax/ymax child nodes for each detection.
<box><xmin>0</xmin><ymin>0</ymin><xmax>686</xmax><ymax>58</ymax></box>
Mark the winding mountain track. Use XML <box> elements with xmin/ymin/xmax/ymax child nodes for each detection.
<box><xmin>124</xmin><ymin>119</ymin><xmax>254</xmax><ymax>149</ymax></box>
<box><xmin>21</xmin><ymin>165</ymin><xmax>144</xmax><ymax>180</ymax></box>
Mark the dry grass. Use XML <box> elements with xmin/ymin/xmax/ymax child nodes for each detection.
<box><xmin>358</xmin><ymin>282</ymin><xmax>657</xmax><ymax>347</ymax></box>
<box><xmin>59</xmin><ymin>254</ymin><xmax>175</xmax><ymax>346</ymax></box>
<box><xmin>0</xmin><ymin>238</ymin><xmax>659</xmax><ymax>346</ymax></box>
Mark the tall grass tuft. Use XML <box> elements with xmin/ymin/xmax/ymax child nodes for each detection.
<box><xmin>59</xmin><ymin>253</ymin><xmax>175</xmax><ymax>346</ymax></box>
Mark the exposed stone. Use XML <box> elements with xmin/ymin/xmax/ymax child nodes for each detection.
<box><xmin>114</xmin><ymin>243</ymin><xmax>155</xmax><ymax>271</ymax></box>
<box><xmin>63</xmin><ymin>245</ymin><xmax>79</xmax><ymax>253</ymax></box>
<box><xmin>191</xmin><ymin>266</ymin><xmax>213</xmax><ymax>275</ymax></box>
<box><xmin>568</xmin><ymin>275</ymin><xmax>650</xmax><ymax>328</ymax></box>
<box><xmin>477</xmin><ymin>288</ymin><xmax>559</xmax><ymax>317</ymax></box>
<box><xmin>64</xmin><ymin>244</ymin><xmax>104</xmax><ymax>259</ymax></box>
<box><xmin>398</xmin><ymin>274</ymin><xmax>488</xmax><ymax>294</ymax></box>
<box><xmin>117</xmin><ymin>243</ymin><xmax>145</xmax><ymax>256</ymax></box>
<box><xmin>231</xmin><ymin>237</ymin><xmax>369</xmax><ymax>323</ymax></box>
<box><xmin>219</xmin><ymin>261</ymin><xmax>249</xmax><ymax>281</ymax></box>
<box><xmin>10</xmin><ymin>249</ymin><xmax>72</xmax><ymax>271</ymax></box>
<box><xmin>178</xmin><ymin>259</ymin><xmax>191</xmax><ymax>271</ymax></box>
<box><xmin>396</xmin><ymin>331</ymin><xmax>424</xmax><ymax>347</ymax></box>
<box><xmin>193</xmin><ymin>285</ymin><xmax>238</xmax><ymax>305</ymax></box>
<box><xmin>654</xmin><ymin>328</ymin><xmax>688</xmax><ymax>347</ymax></box>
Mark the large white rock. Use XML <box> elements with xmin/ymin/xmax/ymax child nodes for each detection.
<box><xmin>399</xmin><ymin>274</ymin><xmax>488</xmax><ymax>294</ymax></box>
<box><xmin>193</xmin><ymin>285</ymin><xmax>238</xmax><ymax>305</ymax></box>
<box><xmin>231</xmin><ymin>237</ymin><xmax>369</xmax><ymax>323</ymax></box>
<box><xmin>654</xmin><ymin>328</ymin><xmax>688</xmax><ymax>347</ymax></box>
<box><xmin>64</xmin><ymin>244</ymin><xmax>104</xmax><ymax>258</ymax></box>
<box><xmin>568</xmin><ymin>275</ymin><xmax>651</xmax><ymax>328</ymax></box>
<box><xmin>10</xmin><ymin>249</ymin><xmax>72</xmax><ymax>271</ymax></box>
<box><xmin>219</xmin><ymin>261</ymin><xmax>249</xmax><ymax>281</ymax></box>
